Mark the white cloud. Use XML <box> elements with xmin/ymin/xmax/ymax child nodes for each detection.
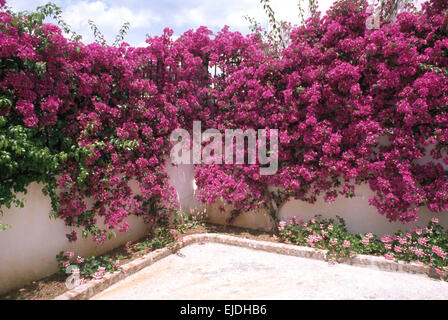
<box><xmin>136</xmin><ymin>41</ymin><xmax>149</xmax><ymax>47</ymax></box>
<box><xmin>172</xmin><ymin>0</ymin><xmax>264</xmax><ymax>30</ymax></box>
<box><xmin>6</xmin><ymin>0</ymin><xmax>49</xmax><ymax>12</ymax></box>
<box><xmin>10</xmin><ymin>0</ymin><xmax>419</xmax><ymax>46</ymax></box>
<box><xmin>62</xmin><ymin>1</ymin><xmax>159</xmax><ymax>44</ymax></box>
<box><xmin>171</xmin><ymin>0</ymin><xmax>339</xmax><ymax>33</ymax></box>
<box><xmin>269</xmin><ymin>0</ymin><xmax>340</xmax><ymax>25</ymax></box>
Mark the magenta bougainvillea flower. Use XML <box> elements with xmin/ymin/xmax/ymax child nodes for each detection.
<box><xmin>0</xmin><ymin>0</ymin><xmax>447</xmax><ymax>242</ymax></box>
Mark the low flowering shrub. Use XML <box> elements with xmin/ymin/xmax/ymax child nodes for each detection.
<box><xmin>277</xmin><ymin>214</ymin><xmax>448</xmax><ymax>277</ymax></box>
<box><xmin>56</xmin><ymin>251</ymin><xmax>121</xmax><ymax>280</ymax></box>
<box><xmin>133</xmin><ymin>226</ymin><xmax>179</xmax><ymax>253</ymax></box>
<box><xmin>172</xmin><ymin>212</ymin><xmax>206</xmax><ymax>234</ymax></box>
<box><xmin>55</xmin><ymin>213</ymin><xmax>202</xmax><ymax>288</ymax></box>
<box><xmin>277</xmin><ymin>215</ymin><xmax>386</xmax><ymax>262</ymax></box>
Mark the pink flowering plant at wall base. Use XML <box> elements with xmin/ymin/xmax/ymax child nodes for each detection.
<box><xmin>278</xmin><ymin>215</ymin><xmax>448</xmax><ymax>277</ymax></box>
<box><xmin>0</xmin><ymin>0</ymin><xmax>447</xmax><ymax>240</ymax></box>
<box><xmin>56</xmin><ymin>250</ymin><xmax>121</xmax><ymax>283</ymax></box>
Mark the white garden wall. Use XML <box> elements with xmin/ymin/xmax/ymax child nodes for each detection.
<box><xmin>204</xmin><ymin>144</ymin><xmax>448</xmax><ymax>234</ymax></box>
<box><xmin>0</xmin><ymin>182</ymin><xmax>151</xmax><ymax>295</ymax></box>
<box><xmin>206</xmin><ymin>184</ymin><xmax>448</xmax><ymax>235</ymax></box>
<box><xmin>277</xmin><ymin>183</ymin><xmax>448</xmax><ymax>235</ymax></box>
<box><xmin>0</xmin><ymin>161</ymin><xmax>201</xmax><ymax>295</ymax></box>
<box><xmin>0</xmin><ymin>160</ymin><xmax>447</xmax><ymax>295</ymax></box>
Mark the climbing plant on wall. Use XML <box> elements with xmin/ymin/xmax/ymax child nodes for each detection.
<box><xmin>0</xmin><ymin>0</ymin><xmax>447</xmax><ymax>240</ymax></box>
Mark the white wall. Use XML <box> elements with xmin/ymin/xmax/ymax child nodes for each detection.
<box><xmin>205</xmin><ymin>182</ymin><xmax>448</xmax><ymax>235</ymax></box>
<box><xmin>0</xmin><ymin>160</ymin><xmax>446</xmax><ymax>295</ymax></box>
<box><xmin>277</xmin><ymin>183</ymin><xmax>448</xmax><ymax>235</ymax></box>
<box><xmin>165</xmin><ymin>162</ymin><xmax>205</xmax><ymax>215</ymax></box>
<box><xmin>0</xmin><ymin>182</ymin><xmax>152</xmax><ymax>295</ymax></box>
<box><xmin>0</xmin><ymin>160</ymin><xmax>203</xmax><ymax>295</ymax></box>
<box><xmin>204</xmin><ymin>143</ymin><xmax>448</xmax><ymax>234</ymax></box>
<box><xmin>275</xmin><ymin>145</ymin><xmax>448</xmax><ymax>234</ymax></box>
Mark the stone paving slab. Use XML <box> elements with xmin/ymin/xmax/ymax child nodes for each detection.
<box><xmin>91</xmin><ymin>242</ymin><xmax>448</xmax><ymax>300</ymax></box>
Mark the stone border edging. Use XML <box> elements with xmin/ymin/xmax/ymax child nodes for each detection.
<box><xmin>53</xmin><ymin>233</ymin><xmax>440</xmax><ymax>300</ymax></box>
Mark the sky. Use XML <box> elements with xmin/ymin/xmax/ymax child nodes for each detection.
<box><xmin>4</xmin><ymin>0</ymin><xmax>339</xmax><ymax>46</ymax></box>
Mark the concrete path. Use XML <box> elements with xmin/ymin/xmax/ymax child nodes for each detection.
<box><xmin>92</xmin><ymin>242</ymin><xmax>448</xmax><ymax>300</ymax></box>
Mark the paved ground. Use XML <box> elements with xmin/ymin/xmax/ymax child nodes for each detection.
<box><xmin>92</xmin><ymin>242</ymin><xmax>448</xmax><ymax>300</ymax></box>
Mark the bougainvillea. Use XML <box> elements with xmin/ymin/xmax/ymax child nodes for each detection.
<box><xmin>194</xmin><ymin>0</ymin><xmax>448</xmax><ymax>224</ymax></box>
<box><xmin>0</xmin><ymin>0</ymin><xmax>447</xmax><ymax>241</ymax></box>
<box><xmin>0</xmin><ymin>4</ymin><xmax>182</xmax><ymax>241</ymax></box>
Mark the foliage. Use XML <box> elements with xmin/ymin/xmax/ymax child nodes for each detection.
<box><xmin>134</xmin><ymin>226</ymin><xmax>177</xmax><ymax>252</ymax></box>
<box><xmin>87</xmin><ymin>19</ymin><xmax>130</xmax><ymax>47</ymax></box>
<box><xmin>0</xmin><ymin>0</ymin><xmax>447</xmax><ymax>239</ymax></box>
<box><xmin>55</xmin><ymin>212</ymin><xmax>203</xmax><ymax>283</ymax></box>
<box><xmin>277</xmin><ymin>215</ymin><xmax>386</xmax><ymax>261</ymax></box>
<box><xmin>56</xmin><ymin>251</ymin><xmax>120</xmax><ymax>279</ymax></box>
<box><xmin>0</xmin><ymin>2</ymin><xmax>180</xmax><ymax>239</ymax></box>
<box><xmin>173</xmin><ymin>212</ymin><xmax>206</xmax><ymax>234</ymax></box>
<box><xmin>194</xmin><ymin>0</ymin><xmax>448</xmax><ymax>224</ymax></box>
<box><xmin>277</xmin><ymin>214</ymin><xmax>448</xmax><ymax>276</ymax></box>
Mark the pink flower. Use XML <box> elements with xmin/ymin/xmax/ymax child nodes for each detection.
<box><xmin>435</xmin><ymin>268</ymin><xmax>445</xmax><ymax>276</ymax></box>
<box><xmin>342</xmin><ymin>240</ymin><xmax>351</xmax><ymax>248</ymax></box>
<box><xmin>23</xmin><ymin>115</ymin><xmax>38</xmax><ymax>127</ymax></box>
<box><xmin>1</xmin><ymin>0</ymin><xmax>446</xmax><ymax>258</ymax></box>
<box><xmin>65</xmin><ymin>251</ymin><xmax>74</xmax><ymax>259</ymax></box>
<box><xmin>418</xmin><ymin>237</ymin><xmax>429</xmax><ymax>247</ymax></box>
<box><xmin>394</xmin><ymin>246</ymin><xmax>403</xmax><ymax>253</ymax></box>
<box><xmin>76</xmin><ymin>256</ymin><xmax>85</xmax><ymax>264</ymax></box>
<box><xmin>93</xmin><ymin>272</ymin><xmax>103</xmax><ymax>280</ymax></box>
<box><xmin>431</xmin><ymin>218</ymin><xmax>439</xmax><ymax>224</ymax></box>
<box><xmin>432</xmin><ymin>245</ymin><xmax>447</xmax><ymax>259</ymax></box>
<box><xmin>66</xmin><ymin>231</ymin><xmax>77</xmax><ymax>242</ymax></box>
<box><xmin>293</xmin><ymin>215</ymin><xmax>302</xmax><ymax>224</ymax></box>
<box><xmin>61</xmin><ymin>261</ymin><xmax>70</xmax><ymax>268</ymax></box>
<box><xmin>330</xmin><ymin>238</ymin><xmax>338</xmax><ymax>245</ymax></box>
<box><xmin>414</xmin><ymin>248</ymin><xmax>424</xmax><ymax>257</ymax></box>
<box><xmin>385</xmin><ymin>253</ymin><xmax>395</xmax><ymax>260</ymax></box>
<box><xmin>278</xmin><ymin>221</ymin><xmax>286</xmax><ymax>231</ymax></box>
